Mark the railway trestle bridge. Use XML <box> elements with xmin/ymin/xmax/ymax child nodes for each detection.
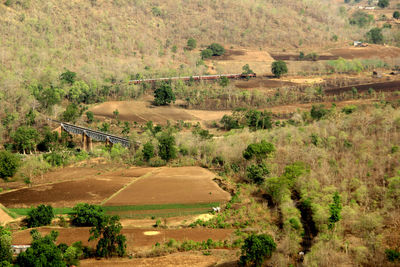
<box><xmin>49</xmin><ymin>119</ymin><xmax>131</xmax><ymax>151</ymax></box>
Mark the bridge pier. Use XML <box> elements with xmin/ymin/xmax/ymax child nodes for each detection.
<box><xmin>81</xmin><ymin>133</ymin><xmax>93</xmax><ymax>152</ymax></box>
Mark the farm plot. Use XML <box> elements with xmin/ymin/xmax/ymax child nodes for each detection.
<box><xmin>0</xmin><ymin>177</ymin><xmax>133</xmax><ymax>208</ymax></box>
<box><xmin>104</xmin><ymin>167</ymin><xmax>231</xmax><ymax>206</ymax></box>
<box><xmin>12</xmin><ymin>227</ymin><xmax>233</xmax><ymax>250</ymax></box>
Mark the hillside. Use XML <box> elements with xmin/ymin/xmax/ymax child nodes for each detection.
<box><xmin>0</xmin><ymin>0</ymin><xmax>349</xmax><ymax>85</ymax></box>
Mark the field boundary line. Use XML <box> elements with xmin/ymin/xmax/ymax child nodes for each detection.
<box><xmin>100</xmin><ymin>167</ymin><xmax>162</xmax><ymax>205</ymax></box>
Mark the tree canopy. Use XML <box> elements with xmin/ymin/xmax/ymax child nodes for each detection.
<box><xmin>154</xmin><ymin>82</ymin><xmax>175</xmax><ymax>106</ymax></box>
<box><xmin>70</xmin><ymin>203</ymin><xmax>105</xmax><ymax>227</ymax></box>
<box><xmin>26</xmin><ymin>204</ymin><xmax>55</xmax><ymax>228</ymax></box>
<box><xmin>0</xmin><ymin>151</ymin><xmax>20</xmax><ymax>180</ymax></box>
<box><xmin>239</xmin><ymin>234</ymin><xmax>277</xmax><ymax>267</ymax></box>
<box><xmin>89</xmin><ymin>215</ymin><xmax>126</xmax><ymax>258</ymax></box>
<box><xmin>271</xmin><ymin>60</ymin><xmax>288</xmax><ymax>78</ymax></box>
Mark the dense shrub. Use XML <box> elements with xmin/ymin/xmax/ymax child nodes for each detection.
<box><xmin>186</xmin><ymin>38</ymin><xmax>197</xmax><ymax>50</ymax></box>
<box><xmin>366</xmin><ymin>28</ymin><xmax>383</xmax><ymax>44</ymax></box>
<box><xmin>349</xmin><ymin>11</ymin><xmax>374</xmax><ymax>27</ymax></box>
<box><xmin>310</xmin><ymin>104</ymin><xmax>329</xmax><ymax>120</ymax></box>
<box><xmin>0</xmin><ymin>151</ymin><xmax>20</xmax><ymax>180</ymax></box>
<box><xmin>246</xmin><ymin>163</ymin><xmax>270</xmax><ymax>184</ymax></box>
<box><xmin>239</xmin><ymin>234</ymin><xmax>276</xmax><ymax>267</ymax></box>
<box><xmin>157</xmin><ymin>132</ymin><xmax>177</xmax><ymax>161</ymax></box>
<box><xmin>271</xmin><ymin>60</ymin><xmax>288</xmax><ymax>78</ymax></box>
<box><xmin>207</xmin><ymin>43</ymin><xmax>225</xmax><ymax>56</ymax></box>
<box><xmin>201</xmin><ymin>49</ymin><xmax>213</xmax><ymax>59</ymax></box>
<box><xmin>12</xmin><ymin>126</ymin><xmax>40</xmax><ymax>154</ymax></box>
<box><xmin>70</xmin><ymin>203</ymin><xmax>105</xmax><ymax>226</ymax></box>
<box><xmin>394</xmin><ymin>11</ymin><xmax>400</xmax><ymax>19</ymax></box>
<box><xmin>378</xmin><ymin>0</ymin><xmax>389</xmax><ymax>8</ymax></box>
<box><xmin>16</xmin><ymin>230</ymin><xmax>65</xmax><ymax>267</ymax></box>
<box><xmin>154</xmin><ymin>82</ymin><xmax>175</xmax><ymax>106</ymax></box>
<box><xmin>243</xmin><ymin>141</ymin><xmax>275</xmax><ymax>161</ymax></box>
<box><xmin>26</xmin><ymin>205</ymin><xmax>55</xmax><ymax>228</ymax></box>
<box><xmin>0</xmin><ymin>227</ymin><xmax>12</xmax><ymax>263</ymax></box>
<box><xmin>142</xmin><ymin>141</ymin><xmax>155</xmax><ymax>162</ymax></box>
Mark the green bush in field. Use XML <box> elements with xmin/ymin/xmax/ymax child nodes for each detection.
<box><xmin>239</xmin><ymin>234</ymin><xmax>276</xmax><ymax>267</ymax></box>
<box><xmin>243</xmin><ymin>140</ymin><xmax>275</xmax><ymax>161</ymax></box>
<box><xmin>246</xmin><ymin>163</ymin><xmax>270</xmax><ymax>184</ymax></box>
<box><xmin>366</xmin><ymin>28</ymin><xmax>383</xmax><ymax>44</ymax></box>
<box><xmin>154</xmin><ymin>82</ymin><xmax>175</xmax><ymax>106</ymax></box>
<box><xmin>378</xmin><ymin>0</ymin><xmax>389</xmax><ymax>8</ymax></box>
<box><xmin>0</xmin><ymin>151</ymin><xmax>20</xmax><ymax>180</ymax></box>
<box><xmin>16</xmin><ymin>230</ymin><xmax>65</xmax><ymax>267</ymax></box>
<box><xmin>394</xmin><ymin>11</ymin><xmax>400</xmax><ymax>19</ymax></box>
<box><xmin>271</xmin><ymin>60</ymin><xmax>288</xmax><ymax>78</ymax></box>
<box><xmin>142</xmin><ymin>141</ymin><xmax>155</xmax><ymax>161</ymax></box>
<box><xmin>201</xmin><ymin>48</ymin><xmax>213</xmax><ymax>59</ymax></box>
<box><xmin>26</xmin><ymin>205</ymin><xmax>55</xmax><ymax>228</ymax></box>
<box><xmin>328</xmin><ymin>192</ymin><xmax>342</xmax><ymax>230</ymax></box>
<box><xmin>157</xmin><ymin>132</ymin><xmax>177</xmax><ymax>161</ymax></box>
<box><xmin>207</xmin><ymin>43</ymin><xmax>225</xmax><ymax>56</ymax></box>
<box><xmin>186</xmin><ymin>38</ymin><xmax>197</xmax><ymax>50</ymax></box>
<box><xmin>70</xmin><ymin>203</ymin><xmax>105</xmax><ymax>227</ymax></box>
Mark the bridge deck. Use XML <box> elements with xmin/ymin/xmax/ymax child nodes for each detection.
<box><xmin>49</xmin><ymin>119</ymin><xmax>131</xmax><ymax>148</ymax></box>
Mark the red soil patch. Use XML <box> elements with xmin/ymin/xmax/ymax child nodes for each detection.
<box><xmin>12</xmin><ymin>227</ymin><xmax>233</xmax><ymax>250</ymax></box>
<box><xmin>235</xmin><ymin>77</ymin><xmax>295</xmax><ymax>89</ymax></box>
<box><xmin>0</xmin><ymin>177</ymin><xmax>132</xmax><ymax>208</ymax></box>
<box><xmin>270</xmin><ymin>54</ymin><xmax>338</xmax><ymax>61</ymax></box>
<box><xmin>325</xmin><ymin>80</ymin><xmax>400</xmax><ymax>95</ymax></box>
<box><xmin>330</xmin><ymin>45</ymin><xmax>400</xmax><ymax>60</ymax></box>
<box><xmin>90</xmin><ymin>100</ymin><xmax>196</xmax><ymax>124</ymax></box>
<box><xmin>104</xmin><ymin>167</ymin><xmax>231</xmax><ymax>206</ymax></box>
<box><xmin>80</xmin><ymin>253</ymin><xmax>222</xmax><ymax>267</ymax></box>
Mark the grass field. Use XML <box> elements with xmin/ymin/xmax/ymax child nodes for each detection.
<box><xmin>8</xmin><ymin>202</ymin><xmax>220</xmax><ymax>219</ymax></box>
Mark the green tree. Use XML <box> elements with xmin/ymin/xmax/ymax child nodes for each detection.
<box><xmin>246</xmin><ymin>163</ymin><xmax>270</xmax><ymax>184</ymax></box>
<box><xmin>60</xmin><ymin>69</ymin><xmax>77</xmax><ymax>85</ymax></box>
<box><xmin>37</xmin><ymin>127</ymin><xmax>59</xmax><ymax>152</ymax></box>
<box><xmin>29</xmin><ymin>84</ymin><xmax>65</xmax><ymax>113</ymax></box>
<box><xmin>0</xmin><ymin>151</ymin><xmax>20</xmax><ymax>180</ymax></box>
<box><xmin>207</xmin><ymin>43</ymin><xmax>225</xmax><ymax>56</ymax></box>
<box><xmin>0</xmin><ymin>227</ymin><xmax>12</xmax><ymax>263</ymax></box>
<box><xmin>157</xmin><ymin>132</ymin><xmax>177</xmax><ymax>161</ymax></box>
<box><xmin>366</xmin><ymin>27</ymin><xmax>384</xmax><ymax>44</ymax></box>
<box><xmin>310</xmin><ymin>104</ymin><xmax>329</xmax><ymax>120</ymax></box>
<box><xmin>243</xmin><ymin>141</ymin><xmax>275</xmax><ymax>161</ymax></box>
<box><xmin>70</xmin><ymin>203</ymin><xmax>105</xmax><ymax>227</ymax></box>
<box><xmin>201</xmin><ymin>49</ymin><xmax>213</xmax><ymax>59</ymax></box>
<box><xmin>378</xmin><ymin>0</ymin><xmax>389</xmax><ymax>8</ymax></box>
<box><xmin>239</xmin><ymin>234</ymin><xmax>277</xmax><ymax>267</ymax></box>
<box><xmin>67</xmin><ymin>81</ymin><xmax>89</xmax><ymax>103</ymax></box>
<box><xmin>328</xmin><ymin>192</ymin><xmax>342</xmax><ymax>230</ymax></box>
<box><xmin>61</xmin><ymin>103</ymin><xmax>82</xmax><ymax>123</ymax></box>
<box><xmin>142</xmin><ymin>141</ymin><xmax>155</xmax><ymax>162</ymax></box>
<box><xmin>12</xmin><ymin>126</ymin><xmax>40</xmax><ymax>154</ymax></box>
<box><xmin>219</xmin><ymin>76</ymin><xmax>229</xmax><ymax>87</ymax></box>
<box><xmin>271</xmin><ymin>60</ymin><xmax>288</xmax><ymax>78</ymax></box>
<box><xmin>220</xmin><ymin>115</ymin><xmax>240</xmax><ymax>130</ymax></box>
<box><xmin>245</xmin><ymin>110</ymin><xmax>272</xmax><ymax>130</ymax></box>
<box><xmin>89</xmin><ymin>215</ymin><xmax>126</xmax><ymax>258</ymax></box>
<box><xmin>86</xmin><ymin>111</ymin><xmax>94</xmax><ymax>123</ymax></box>
<box><xmin>122</xmin><ymin>122</ymin><xmax>130</xmax><ymax>135</ymax></box>
<box><xmin>63</xmin><ymin>244</ymin><xmax>83</xmax><ymax>266</ymax></box>
<box><xmin>394</xmin><ymin>11</ymin><xmax>400</xmax><ymax>19</ymax></box>
<box><xmin>186</xmin><ymin>38</ymin><xmax>197</xmax><ymax>50</ymax></box>
<box><xmin>16</xmin><ymin>230</ymin><xmax>66</xmax><ymax>267</ymax></box>
<box><xmin>26</xmin><ymin>204</ymin><xmax>55</xmax><ymax>228</ymax></box>
<box><xmin>25</xmin><ymin>108</ymin><xmax>36</xmax><ymax>126</ymax></box>
<box><xmin>154</xmin><ymin>83</ymin><xmax>175</xmax><ymax>106</ymax></box>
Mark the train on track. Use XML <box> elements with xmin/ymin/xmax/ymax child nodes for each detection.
<box><xmin>128</xmin><ymin>73</ymin><xmax>256</xmax><ymax>85</ymax></box>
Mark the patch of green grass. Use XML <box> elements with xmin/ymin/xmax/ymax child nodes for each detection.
<box><xmin>8</xmin><ymin>203</ymin><xmax>220</xmax><ymax>217</ymax></box>
<box><xmin>115</xmin><ymin>209</ymin><xmax>211</xmax><ymax>219</ymax></box>
<box><xmin>102</xmin><ymin>202</ymin><xmax>219</xmax><ymax>212</ymax></box>
<box><xmin>1</xmin><ymin>206</ymin><xmax>20</xmax><ymax>219</ymax></box>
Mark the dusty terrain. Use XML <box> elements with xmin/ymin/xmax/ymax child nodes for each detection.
<box><xmin>12</xmin><ymin>227</ymin><xmax>233</xmax><ymax>250</ymax></box>
<box><xmin>0</xmin><ymin>204</ymin><xmax>13</xmax><ymax>225</ymax></box>
<box><xmin>0</xmin><ymin>177</ymin><xmax>132</xmax><ymax>208</ymax></box>
<box><xmin>104</xmin><ymin>167</ymin><xmax>231</xmax><ymax>206</ymax></box>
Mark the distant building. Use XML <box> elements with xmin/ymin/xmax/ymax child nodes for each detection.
<box><xmin>11</xmin><ymin>245</ymin><xmax>30</xmax><ymax>255</ymax></box>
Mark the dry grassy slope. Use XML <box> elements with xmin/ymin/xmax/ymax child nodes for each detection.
<box><xmin>0</xmin><ymin>0</ymin><xmax>348</xmax><ymax>86</ymax></box>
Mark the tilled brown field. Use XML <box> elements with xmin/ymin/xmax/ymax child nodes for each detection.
<box><xmin>12</xmin><ymin>227</ymin><xmax>233</xmax><ymax>250</ymax></box>
<box><xmin>104</xmin><ymin>167</ymin><xmax>231</xmax><ymax>206</ymax></box>
<box><xmin>0</xmin><ymin>177</ymin><xmax>132</xmax><ymax>208</ymax></box>
<box><xmin>325</xmin><ymin>80</ymin><xmax>400</xmax><ymax>95</ymax></box>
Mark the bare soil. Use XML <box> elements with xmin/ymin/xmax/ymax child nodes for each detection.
<box><xmin>0</xmin><ymin>177</ymin><xmax>132</xmax><ymax>208</ymax></box>
<box><xmin>330</xmin><ymin>45</ymin><xmax>400</xmax><ymax>60</ymax></box>
<box><xmin>90</xmin><ymin>100</ymin><xmax>196</xmax><ymax>124</ymax></box>
<box><xmin>0</xmin><ymin>204</ymin><xmax>13</xmax><ymax>225</ymax></box>
<box><xmin>80</xmin><ymin>251</ymin><xmax>238</xmax><ymax>267</ymax></box>
<box><xmin>325</xmin><ymin>80</ymin><xmax>400</xmax><ymax>95</ymax></box>
<box><xmin>104</xmin><ymin>167</ymin><xmax>231</xmax><ymax>206</ymax></box>
<box><xmin>234</xmin><ymin>77</ymin><xmax>296</xmax><ymax>89</ymax></box>
<box><xmin>12</xmin><ymin>227</ymin><xmax>233</xmax><ymax>250</ymax></box>
<box><xmin>270</xmin><ymin>54</ymin><xmax>338</xmax><ymax>61</ymax></box>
